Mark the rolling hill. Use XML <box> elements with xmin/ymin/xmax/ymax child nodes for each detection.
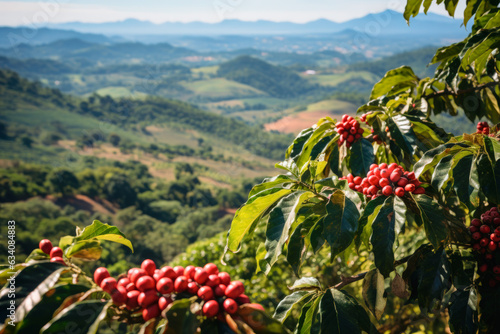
<box><xmin>217</xmin><ymin>56</ymin><xmax>319</xmax><ymax>98</ymax></box>
<box><xmin>0</xmin><ymin>69</ymin><xmax>292</xmax><ymax>160</ymax></box>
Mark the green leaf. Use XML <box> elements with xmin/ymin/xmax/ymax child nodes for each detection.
<box><xmin>287</xmin><ymin>213</ymin><xmax>324</xmax><ymax>274</ymax></box>
<box><xmin>74</xmin><ymin>220</ymin><xmax>133</xmax><ymax>252</ymax></box>
<box><xmin>40</xmin><ymin>300</ymin><xmax>109</xmax><ymax>334</ymax></box>
<box><xmin>355</xmin><ymin>196</ymin><xmax>386</xmax><ymax>250</ymax></box>
<box><xmin>273</xmin><ymin>291</ymin><xmax>313</xmax><ymax>323</ymax></box>
<box><xmin>296</xmin><ymin>120</ymin><xmax>336</xmax><ymax>169</ymax></box>
<box><xmin>25</xmin><ymin>249</ymin><xmax>49</xmax><ymax>262</ymax></box>
<box><xmin>0</xmin><ymin>264</ymin><xmax>26</xmax><ymax>285</ymax></box>
<box><xmin>445</xmin><ymin>0</ymin><xmax>459</xmax><ymax>16</ymax></box>
<box><xmin>386</xmin><ymin>115</ymin><xmax>418</xmax><ymax>156</ymax></box>
<box><xmin>417</xmin><ymin>248</ymin><xmax>451</xmax><ymax>314</ymax></box>
<box><xmin>0</xmin><ymin>262</ymin><xmax>65</xmax><ymax>323</ymax></box>
<box><xmin>249</xmin><ymin>175</ymin><xmax>296</xmax><ymax>198</ymax></box>
<box><xmin>414</xmin><ymin>143</ymin><xmax>470</xmax><ymax>177</ymax></box>
<box><xmin>319</xmin><ymin>289</ymin><xmax>376</xmax><ymax>334</ymax></box>
<box><xmin>289</xmin><ymin>277</ymin><xmax>322</xmax><ymax>291</ymax></box>
<box><xmin>225</xmin><ymin>189</ymin><xmax>292</xmax><ymax>253</ymax></box>
<box><xmin>449</xmin><ymin>288</ymin><xmax>478</xmax><ymax>334</ymax></box>
<box><xmin>484</xmin><ymin>136</ymin><xmax>500</xmax><ymax>162</ymax></box>
<box><xmin>164</xmin><ymin>298</ymin><xmax>200</xmax><ymax>334</ymax></box>
<box><xmin>370</xmin><ymin>196</ymin><xmax>407</xmax><ymax>277</ymax></box>
<box><xmin>452</xmin><ymin>154</ymin><xmax>480</xmax><ymax>206</ymax></box>
<box><xmin>370</xmin><ymin>66</ymin><xmax>419</xmax><ymax>99</ymax></box>
<box><xmin>264</xmin><ymin>191</ymin><xmax>314</xmax><ymax>273</ymax></box>
<box><xmin>287</xmin><ymin>127</ymin><xmax>315</xmax><ymax>161</ymax></box>
<box><xmin>295</xmin><ymin>296</ymin><xmax>321</xmax><ymax>334</ymax></box>
<box><xmin>411</xmin><ymin>194</ymin><xmax>449</xmax><ymax>248</ymax></box>
<box><xmin>348</xmin><ymin>138</ymin><xmax>375</xmax><ymax>177</ymax></box>
<box><xmin>404</xmin><ymin>0</ymin><xmax>424</xmax><ymax>22</ymax></box>
<box><xmin>64</xmin><ymin>240</ymin><xmax>103</xmax><ymax>261</ymax></box>
<box><xmin>17</xmin><ymin>284</ymin><xmax>89</xmax><ymax>334</ymax></box>
<box><xmin>464</xmin><ymin>0</ymin><xmax>480</xmax><ymax>26</ymax></box>
<box><xmin>362</xmin><ymin>269</ymin><xmax>387</xmax><ymax>320</ymax></box>
<box><xmin>323</xmin><ymin>190</ymin><xmax>360</xmax><ymax>260</ymax></box>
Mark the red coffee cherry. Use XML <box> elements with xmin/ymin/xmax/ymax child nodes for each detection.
<box><xmin>223</xmin><ymin>298</ymin><xmax>239</xmax><ymax>314</ymax></box>
<box><xmin>184</xmin><ymin>265</ymin><xmax>196</xmax><ymax>279</ymax></box>
<box><xmin>203</xmin><ymin>300</ymin><xmax>219</xmax><ymax>318</ymax></box>
<box><xmin>158</xmin><ymin>296</ymin><xmax>171</xmax><ymax>311</ymax></box>
<box><xmin>480</xmin><ymin>225</ymin><xmax>491</xmax><ymax>234</ymax></box>
<box><xmin>198</xmin><ymin>286</ymin><xmax>214</xmax><ymax>301</ymax></box>
<box><xmin>204</xmin><ymin>263</ymin><xmax>219</xmax><ymax>275</ymax></box>
<box><xmin>126</xmin><ymin>290</ymin><xmax>140</xmax><ymax>309</ymax></box>
<box><xmin>187</xmin><ymin>281</ymin><xmax>200</xmax><ymax>295</ymax></box>
<box><xmin>141</xmin><ymin>259</ymin><xmax>156</xmax><ymax>276</ymax></box>
<box><xmin>39</xmin><ymin>239</ymin><xmax>53</xmax><ymax>254</ymax></box>
<box><xmin>395</xmin><ymin>187</ymin><xmax>405</xmax><ymax>197</ymax></box>
<box><xmin>130</xmin><ymin>269</ymin><xmax>147</xmax><ymax>284</ymax></box>
<box><xmin>173</xmin><ymin>266</ymin><xmax>185</xmax><ymax>277</ymax></box>
<box><xmin>143</xmin><ymin>303</ymin><xmax>160</xmax><ymax>321</ymax></box>
<box><xmin>156</xmin><ymin>277</ymin><xmax>174</xmax><ymax>294</ymax></box>
<box><xmin>94</xmin><ymin>267</ymin><xmax>110</xmax><ymax>286</ymax></box>
<box><xmin>117</xmin><ymin>278</ymin><xmax>130</xmax><ymax>288</ymax></box>
<box><xmin>194</xmin><ymin>269</ymin><xmax>209</xmax><ymax>285</ymax></box>
<box><xmin>50</xmin><ymin>257</ymin><xmax>65</xmax><ymax>265</ymax></box>
<box><xmin>136</xmin><ymin>276</ymin><xmax>156</xmax><ymax>292</ymax></box>
<box><xmin>236</xmin><ymin>294</ymin><xmax>251</xmax><ymax>304</ymax></box>
<box><xmin>111</xmin><ymin>286</ymin><xmax>128</xmax><ymax>305</ymax></box>
<box><xmin>205</xmin><ymin>274</ymin><xmax>220</xmax><ymax>287</ymax></box>
<box><xmin>138</xmin><ymin>290</ymin><xmax>159</xmax><ymax>308</ymax></box>
<box><xmin>101</xmin><ymin>277</ymin><xmax>117</xmax><ymax>293</ymax></box>
<box><xmin>214</xmin><ymin>284</ymin><xmax>227</xmax><ymax>297</ymax></box>
<box><xmin>382</xmin><ymin>186</ymin><xmax>393</xmax><ymax>196</ymax></box>
<box><xmin>174</xmin><ymin>276</ymin><xmax>188</xmax><ymax>292</ymax></box>
<box><xmin>160</xmin><ymin>266</ymin><xmax>177</xmax><ymax>280</ymax></box>
<box><xmin>50</xmin><ymin>247</ymin><xmax>63</xmax><ymax>258</ymax></box>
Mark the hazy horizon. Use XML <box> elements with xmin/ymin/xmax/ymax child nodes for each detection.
<box><xmin>0</xmin><ymin>0</ymin><xmax>465</xmax><ymax>27</ymax></box>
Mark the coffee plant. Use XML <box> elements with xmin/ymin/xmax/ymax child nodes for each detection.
<box><xmin>2</xmin><ymin>0</ymin><xmax>500</xmax><ymax>333</ymax></box>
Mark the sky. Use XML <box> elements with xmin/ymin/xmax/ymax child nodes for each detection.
<box><xmin>0</xmin><ymin>0</ymin><xmax>466</xmax><ymax>26</ymax></box>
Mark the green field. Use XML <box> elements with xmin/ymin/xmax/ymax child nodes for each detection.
<box><xmin>303</xmin><ymin>71</ymin><xmax>378</xmax><ymax>87</ymax></box>
<box><xmin>95</xmin><ymin>86</ymin><xmax>148</xmax><ymax>99</ymax></box>
<box><xmin>182</xmin><ymin>78</ymin><xmax>267</xmax><ymax>100</ymax></box>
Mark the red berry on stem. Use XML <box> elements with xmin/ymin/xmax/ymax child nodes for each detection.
<box><xmin>223</xmin><ymin>298</ymin><xmax>239</xmax><ymax>314</ymax></box>
<box><xmin>50</xmin><ymin>247</ymin><xmax>63</xmax><ymax>258</ymax></box>
<box><xmin>141</xmin><ymin>259</ymin><xmax>156</xmax><ymax>276</ymax></box>
<box><xmin>126</xmin><ymin>290</ymin><xmax>140</xmax><ymax>309</ymax></box>
<box><xmin>205</xmin><ymin>274</ymin><xmax>220</xmax><ymax>287</ymax></box>
<box><xmin>158</xmin><ymin>296</ymin><xmax>171</xmax><ymax>311</ymax></box>
<box><xmin>480</xmin><ymin>238</ymin><xmax>490</xmax><ymax>247</ymax></box>
<box><xmin>130</xmin><ymin>269</ymin><xmax>147</xmax><ymax>284</ymax></box>
<box><xmin>156</xmin><ymin>277</ymin><xmax>174</xmax><ymax>294</ymax></box>
<box><xmin>194</xmin><ymin>269</ymin><xmax>209</xmax><ymax>285</ymax></box>
<box><xmin>404</xmin><ymin>184</ymin><xmax>416</xmax><ymax>192</ymax></box>
<box><xmin>111</xmin><ymin>286</ymin><xmax>128</xmax><ymax>305</ymax></box>
<box><xmin>395</xmin><ymin>187</ymin><xmax>405</xmax><ymax>197</ymax></box>
<box><xmin>184</xmin><ymin>265</ymin><xmax>196</xmax><ymax>279</ymax></box>
<box><xmin>137</xmin><ymin>276</ymin><xmax>156</xmax><ymax>292</ymax></box>
<box><xmin>173</xmin><ymin>266</ymin><xmax>184</xmax><ymax>277</ymax></box>
<box><xmin>143</xmin><ymin>304</ymin><xmax>160</xmax><ymax>321</ymax></box>
<box><xmin>472</xmin><ymin>232</ymin><xmax>482</xmax><ymax>240</ymax></box>
<box><xmin>218</xmin><ymin>272</ymin><xmax>231</xmax><ymax>285</ymax></box>
<box><xmin>198</xmin><ymin>286</ymin><xmax>214</xmax><ymax>300</ymax></box>
<box><xmin>187</xmin><ymin>281</ymin><xmax>200</xmax><ymax>295</ymax></box>
<box><xmin>236</xmin><ymin>294</ymin><xmax>251</xmax><ymax>304</ymax></box>
<box><xmin>101</xmin><ymin>277</ymin><xmax>117</xmax><ymax>293</ymax></box>
<box><xmin>160</xmin><ymin>266</ymin><xmax>177</xmax><ymax>280</ymax></box>
<box><xmin>488</xmin><ymin>241</ymin><xmax>497</xmax><ymax>252</ymax></box>
<box><xmin>480</xmin><ymin>225</ymin><xmax>491</xmax><ymax>234</ymax></box>
<box><xmin>94</xmin><ymin>267</ymin><xmax>110</xmax><ymax>286</ymax></box>
<box><xmin>174</xmin><ymin>276</ymin><xmax>188</xmax><ymax>292</ymax></box>
<box><xmin>39</xmin><ymin>239</ymin><xmax>53</xmax><ymax>254</ymax></box>
<box><xmin>382</xmin><ymin>186</ymin><xmax>393</xmax><ymax>196</ymax></box>
<box><xmin>138</xmin><ymin>290</ymin><xmax>159</xmax><ymax>308</ymax></box>
<box><xmin>125</xmin><ymin>283</ymin><xmax>136</xmax><ymax>292</ymax></box>
<box><xmin>203</xmin><ymin>300</ymin><xmax>219</xmax><ymax>318</ymax></box>
<box><xmin>50</xmin><ymin>257</ymin><xmax>65</xmax><ymax>265</ymax></box>
<box><xmin>479</xmin><ymin>264</ymin><xmax>488</xmax><ymax>273</ymax></box>
<box><xmin>214</xmin><ymin>284</ymin><xmax>227</xmax><ymax>297</ymax></box>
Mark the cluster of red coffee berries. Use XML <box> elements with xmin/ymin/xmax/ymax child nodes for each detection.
<box><xmin>470</xmin><ymin>207</ymin><xmax>500</xmax><ymax>287</ymax></box>
<box><xmin>94</xmin><ymin>260</ymin><xmax>253</xmax><ymax>322</ymax></box>
<box><xmin>39</xmin><ymin>239</ymin><xmax>65</xmax><ymax>265</ymax></box>
<box><xmin>477</xmin><ymin>122</ymin><xmax>490</xmax><ymax>135</ymax></box>
<box><xmin>343</xmin><ymin>163</ymin><xmax>425</xmax><ymax>200</ymax></box>
<box><xmin>359</xmin><ymin>113</ymin><xmax>370</xmax><ymax>124</ymax></box>
<box><xmin>335</xmin><ymin>115</ymin><xmax>364</xmax><ymax>148</ymax></box>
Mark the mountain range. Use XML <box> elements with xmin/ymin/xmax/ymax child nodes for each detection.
<box><xmin>42</xmin><ymin>10</ymin><xmax>464</xmax><ymax>36</ymax></box>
